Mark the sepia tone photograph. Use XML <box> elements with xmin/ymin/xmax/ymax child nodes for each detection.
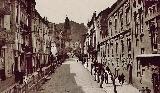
<box><xmin>0</xmin><ymin>0</ymin><xmax>160</xmax><ymax>93</ymax></box>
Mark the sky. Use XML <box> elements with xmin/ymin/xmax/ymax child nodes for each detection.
<box><xmin>35</xmin><ymin>0</ymin><xmax>116</xmax><ymax>25</ymax></box>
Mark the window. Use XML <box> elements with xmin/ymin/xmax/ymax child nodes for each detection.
<box><xmin>128</xmin><ymin>39</ymin><xmax>131</xmax><ymax>52</ymax></box>
<box><xmin>133</xmin><ymin>0</ymin><xmax>136</xmax><ymax>8</ymax></box>
<box><xmin>136</xmin><ymin>39</ymin><xmax>139</xmax><ymax>46</ymax></box>
<box><xmin>141</xmin><ymin>48</ymin><xmax>145</xmax><ymax>54</ymax></box>
<box><xmin>150</xmin><ymin>24</ymin><xmax>158</xmax><ymax>51</ymax></box>
<box><xmin>134</xmin><ymin>12</ymin><xmax>137</xmax><ymax>21</ymax></box>
<box><xmin>108</xmin><ymin>44</ymin><xmax>110</xmax><ymax>57</ymax></box>
<box><xmin>140</xmin><ymin>35</ymin><xmax>143</xmax><ymax>42</ymax></box>
<box><xmin>109</xmin><ymin>21</ymin><xmax>112</xmax><ymax>36</ymax></box>
<box><xmin>16</xmin><ymin>7</ymin><xmax>19</xmax><ymax>23</ymax></box>
<box><xmin>141</xmin><ymin>15</ymin><xmax>144</xmax><ymax>33</ymax></box>
<box><xmin>126</xmin><ymin>8</ymin><xmax>130</xmax><ymax>25</ymax></box>
<box><xmin>153</xmin><ymin>6</ymin><xmax>156</xmax><ymax>13</ymax></box>
<box><xmin>138</xmin><ymin>0</ymin><xmax>141</xmax><ymax>5</ymax></box>
<box><xmin>112</xmin><ymin>49</ymin><xmax>114</xmax><ymax>57</ymax></box>
<box><xmin>105</xmin><ymin>45</ymin><xmax>107</xmax><ymax>55</ymax></box>
<box><xmin>101</xmin><ymin>48</ymin><xmax>103</xmax><ymax>57</ymax></box>
<box><xmin>94</xmin><ymin>36</ymin><xmax>96</xmax><ymax>48</ymax></box>
<box><xmin>116</xmin><ymin>42</ymin><xmax>118</xmax><ymax>54</ymax></box>
<box><xmin>120</xmin><ymin>13</ymin><xmax>123</xmax><ymax>31</ymax></box>
<box><xmin>115</xmin><ymin>19</ymin><xmax>117</xmax><ymax>31</ymax></box>
<box><xmin>0</xmin><ymin>17</ymin><xmax>2</xmax><ymax>28</ymax></box>
<box><xmin>149</xmin><ymin>8</ymin><xmax>152</xmax><ymax>16</ymax></box>
<box><xmin>128</xmin><ymin>54</ymin><xmax>131</xmax><ymax>58</ymax></box>
<box><xmin>135</xmin><ymin>21</ymin><xmax>139</xmax><ymax>36</ymax></box>
<box><xmin>145</xmin><ymin>8</ymin><xmax>148</xmax><ymax>17</ymax></box>
<box><xmin>121</xmin><ymin>40</ymin><xmax>124</xmax><ymax>53</ymax></box>
<box><xmin>0</xmin><ymin>16</ymin><xmax>4</xmax><ymax>28</ymax></box>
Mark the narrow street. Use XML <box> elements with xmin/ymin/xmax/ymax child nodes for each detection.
<box><xmin>38</xmin><ymin>58</ymin><xmax>107</xmax><ymax>93</ymax></box>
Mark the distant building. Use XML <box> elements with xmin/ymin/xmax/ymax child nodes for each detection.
<box><xmin>63</xmin><ymin>16</ymin><xmax>71</xmax><ymax>48</ymax></box>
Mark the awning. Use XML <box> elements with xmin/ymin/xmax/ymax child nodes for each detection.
<box><xmin>137</xmin><ymin>54</ymin><xmax>160</xmax><ymax>58</ymax></box>
<box><xmin>137</xmin><ymin>54</ymin><xmax>160</xmax><ymax>66</ymax></box>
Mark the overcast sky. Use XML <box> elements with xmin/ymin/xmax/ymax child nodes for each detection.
<box><xmin>35</xmin><ymin>0</ymin><xmax>116</xmax><ymax>25</ymax></box>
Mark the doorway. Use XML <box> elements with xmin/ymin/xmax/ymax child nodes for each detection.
<box><xmin>152</xmin><ymin>73</ymin><xmax>160</xmax><ymax>93</ymax></box>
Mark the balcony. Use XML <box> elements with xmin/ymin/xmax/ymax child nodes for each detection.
<box><xmin>0</xmin><ymin>28</ymin><xmax>15</xmax><ymax>44</ymax></box>
<box><xmin>0</xmin><ymin>0</ymin><xmax>11</xmax><ymax>15</ymax></box>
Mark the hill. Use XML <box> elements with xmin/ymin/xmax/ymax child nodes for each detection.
<box><xmin>56</xmin><ymin>21</ymin><xmax>88</xmax><ymax>44</ymax></box>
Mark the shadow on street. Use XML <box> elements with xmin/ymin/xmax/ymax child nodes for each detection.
<box><xmin>38</xmin><ymin>63</ymin><xmax>85</xmax><ymax>93</ymax></box>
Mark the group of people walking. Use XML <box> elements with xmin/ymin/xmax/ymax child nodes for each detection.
<box><xmin>91</xmin><ymin>62</ymin><xmax>108</xmax><ymax>88</ymax></box>
<box><xmin>139</xmin><ymin>87</ymin><xmax>151</xmax><ymax>93</ymax></box>
<box><xmin>90</xmin><ymin>60</ymin><xmax>126</xmax><ymax>89</ymax></box>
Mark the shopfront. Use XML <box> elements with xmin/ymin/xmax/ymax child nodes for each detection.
<box><xmin>137</xmin><ymin>54</ymin><xmax>160</xmax><ymax>93</ymax></box>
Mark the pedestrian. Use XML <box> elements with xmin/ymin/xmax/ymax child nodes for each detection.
<box><xmin>118</xmin><ymin>75</ymin><xmax>121</xmax><ymax>85</ymax></box>
<box><xmin>105</xmin><ymin>71</ymin><xmax>108</xmax><ymax>84</ymax></box>
<box><xmin>106</xmin><ymin>66</ymin><xmax>110</xmax><ymax>72</ymax></box>
<box><xmin>140</xmin><ymin>75</ymin><xmax>142</xmax><ymax>84</ymax></box>
<box><xmin>121</xmin><ymin>73</ymin><xmax>125</xmax><ymax>85</ymax></box>
<box><xmin>97</xmin><ymin>66</ymin><xmax>101</xmax><ymax>83</ymax></box>
<box><xmin>100</xmin><ymin>73</ymin><xmax>105</xmax><ymax>88</ymax></box>
<box><xmin>139</xmin><ymin>87</ymin><xmax>145</xmax><ymax>93</ymax></box>
<box><xmin>77</xmin><ymin>59</ymin><xmax>78</xmax><ymax>62</ymax></box>
<box><xmin>91</xmin><ymin>63</ymin><xmax>93</xmax><ymax>75</ymax></box>
<box><xmin>94</xmin><ymin>66</ymin><xmax>97</xmax><ymax>81</ymax></box>
<box><xmin>111</xmin><ymin>73</ymin><xmax>117</xmax><ymax>93</ymax></box>
<box><xmin>84</xmin><ymin>58</ymin><xmax>86</xmax><ymax>65</ymax></box>
<box><xmin>145</xmin><ymin>87</ymin><xmax>151</xmax><ymax>93</ymax></box>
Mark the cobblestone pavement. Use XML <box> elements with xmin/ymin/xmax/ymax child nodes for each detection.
<box><xmin>38</xmin><ymin>58</ymin><xmax>107</xmax><ymax>93</ymax></box>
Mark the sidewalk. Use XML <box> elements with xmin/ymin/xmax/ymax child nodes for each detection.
<box><xmin>81</xmin><ymin>59</ymin><xmax>140</xmax><ymax>93</ymax></box>
<box><xmin>1</xmin><ymin>65</ymin><xmax>53</xmax><ymax>93</ymax></box>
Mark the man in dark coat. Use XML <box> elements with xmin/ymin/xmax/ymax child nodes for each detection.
<box><xmin>121</xmin><ymin>73</ymin><xmax>125</xmax><ymax>85</ymax></box>
<box><xmin>139</xmin><ymin>87</ymin><xmax>145</xmax><ymax>93</ymax></box>
<box><xmin>91</xmin><ymin>63</ymin><xmax>93</xmax><ymax>75</ymax></box>
<box><xmin>146</xmin><ymin>87</ymin><xmax>151</xmax><ymax>93</ymax></box>
<box><xmin>105</xmin><ymin>71</ymin><xmax>108</xmax><ymax>84</ymax></box>
<box><xmin>100</xmin><ymin>73</ymin><xmax>105</xmax><ymax>88</ymax></box>
<box><xmin>97</xmin><ymin>66</ymin><xmax>101</xmax><ymax>83</ymax></box>
<box><xmin>94</xmin><ymin>66</ymin><xmax>97</xmax><ymax>81</ymax></box>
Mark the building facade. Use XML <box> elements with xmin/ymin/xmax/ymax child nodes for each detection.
<box><xmin>0</xmin><ymin>0</ymin><xmax>55</xmax><ymax>88</ymax></box>
<box><xmin>85</xmin><ymin>0</ymin><xmax>160</xmax><ymax>92</ymax></box>
<box><xmin>0</xmin><ymin>0</ymin><xmax>14</xmax><ymax>80</ymax></box>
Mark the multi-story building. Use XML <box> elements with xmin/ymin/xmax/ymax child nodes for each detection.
<box><xmin>95</xmin><ymin>8</ymin><xmax>111</xmax><ymax>65</ymax></box>
<box><xmin>83</xmin><ymin>33</ymin><xmax>89</xmax><ymax>56</ymax></box>
<box><xmin>135</xmin><ymin>1</ymin><xmax>160</xmax><ymax>92</ymax></box>
<box><xmin>0</xmin><ymin>0</ymin><xmax>55</xmax><ymax>90</ymax></box>
<box><xmin>103</xmin><ymin>0</ymin><xmax>132</xmax><ymax>84</ymax></box>
<box><xmin>32</xmin><ymin>10</ymin><xmax>53</xmax><ymax>71</ymax></box>
<box><xmin>85</xmin><ymin>0</ymin><xmax>160</xmax><ymax>92</ymax></box>
<box><xmin>0</xmin><ymin>0</ymin><xmax>36</xmax><ymax>85</ymax></box>
<box><xmin>86</xmin><ymin>12</ymin><xmax>97</xmax><ymax>61</ymax></box>
<box><xmin>11</xmin><ymin>0</ymin><xmax>36</xmax><ymax>82</ymax></box>
<box><xmin>0</xmin><ymin>0</ymin><xmax>14</xmax><ymax>81</ymax></box>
